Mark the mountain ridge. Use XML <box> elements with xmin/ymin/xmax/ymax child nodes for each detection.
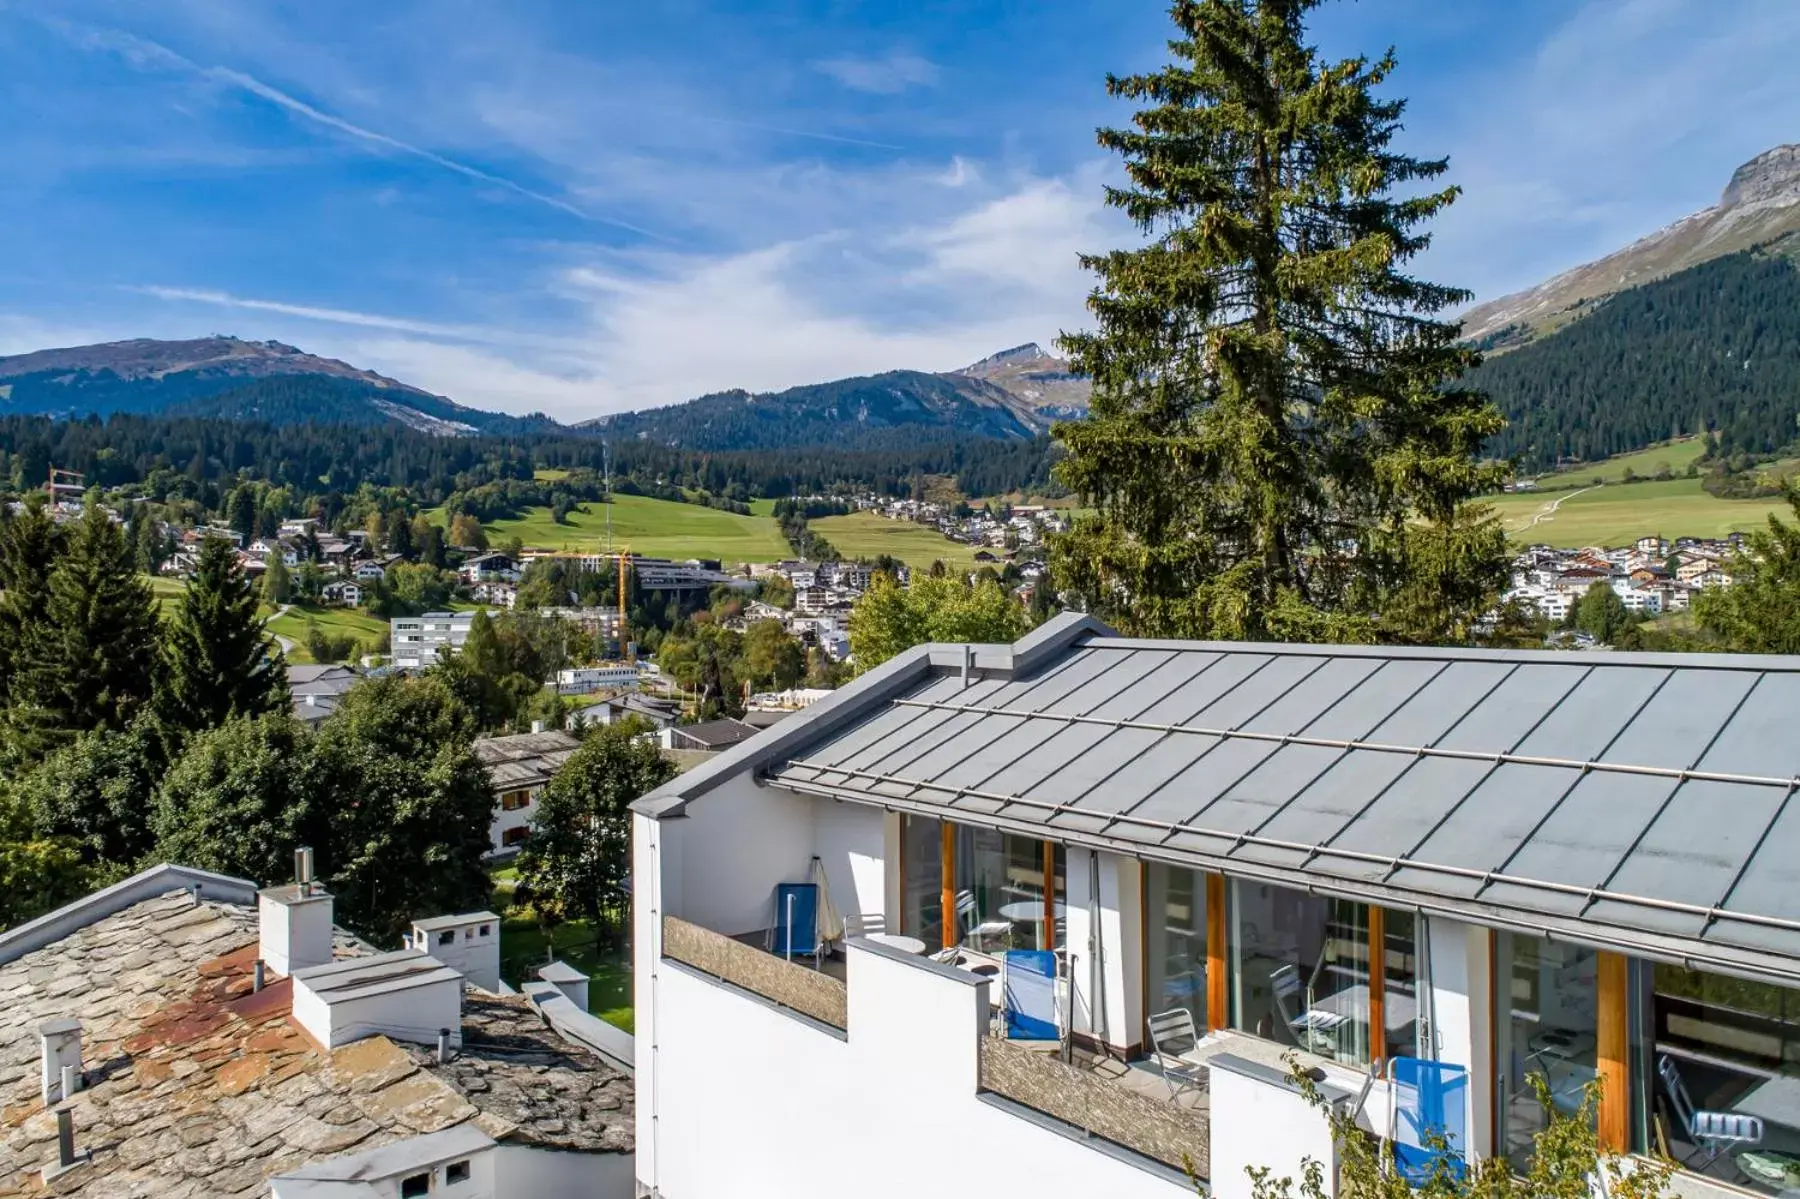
<box><xmin>1462</xmin><ymin>144</ymin><xmax>1800</xmax><ymax>344</ymax></box>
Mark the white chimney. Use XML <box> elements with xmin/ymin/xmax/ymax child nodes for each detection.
<box><xmin>39</xmin><ymin>1019</ymin><xmax>81</xmax><ymax>1105</ymax></box>
<box><xmin>259</xmin><ymin>848</ymin><xmax>334</xmax><ymax>977</ymax></box>
<box><xmin>410</xmin><ymin>912</ymin><xmax>501</xmax><ymax>992</ymax></box>
<box><xmin>530</xmin><ymin>719</ymin><xmax>545</xmax><ymax>734</ymax></box>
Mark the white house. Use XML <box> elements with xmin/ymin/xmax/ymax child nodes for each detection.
<box><xmin>472</xmin><ymin>729</ymin><xmax>581</xmax><ymax>854</ymax></box>
<box><xmin>320</xmin><ymin>579</ymin><xmax>363</xmax><ymax>607</ymax></box>
<box><xmin>354</xmin><ymin>560</ymin><xmax>388</xmax><ymax>583</ymax></box>
<box><xmin>633</xmin><ymin>614</ymin><xmax>1800</xmax><ymax>1199</ymax></box>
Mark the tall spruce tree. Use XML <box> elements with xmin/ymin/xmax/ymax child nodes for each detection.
<box><xmin>6</xmin><ymin>500</ymin><xmax>160</xmax><ymax>765</ymax></box>
<box><xmin>0</xmin><ymin>500</ymin><xmax>62</xmax><ymax>700</ymax></box>
<box><xmin>1051</xmin><ymin>0</ymin><xmax>1508</xmax><ymax>644</ymax></box>
<box><xmin>159</xmin><ymin>536</ymin><xmax>288</xmax><ymax>737</ymax></box>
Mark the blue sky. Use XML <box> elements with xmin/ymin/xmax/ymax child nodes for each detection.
<box><xmin>3</xmin><ymin>0</ymin><xmax>1799</xmax><ymax>419</ymax></box>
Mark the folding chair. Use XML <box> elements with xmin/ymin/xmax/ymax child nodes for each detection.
<box><xmin>1389</xmin><ymin>1057</ymin><xmax>1470</xmax><ymax>1185</ymax></box>
<box><xmin>1659</xmin><ymin>1055</ymin><xmax>1764</xmax><ymax>1164</ymax></box>
<box><xmin>1147</xmin><ymin>1008</ymin><xmax>1208</xmax><ymax>1102</ymax></box>
<box><xmin>1002</xmin><ymin>950</ymin><xmax>1060</xmax><ymax>1041</ymax></box>
<box><xmin>766</xmin><ymin>882</ymin><xmax>821</xmax><ymax>969</ymax></box>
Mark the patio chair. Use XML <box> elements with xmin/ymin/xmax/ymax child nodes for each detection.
<box><xmin>1147</xmin><ymin>1008</ymin><xmax>1208</xmax><ymax>1102</ymax></box>
<box><xmin>1658</xmin><ymin>1055</ymin><xmax>1765</xmax><ymax>1164</ymax></box>
<box><xmin>1388</xmin><ymin>1057</ymin><xmax>1470</xmax><ymax>1185</ymax></box>
<box><xmin>956</xmin><ymin>890</ymin><xmax>1013</xmax><ymax>953</ymax></box>
<box><xmin>766</xmin><ymin>882</ymin><xmax>822</xmax><ymax>969</ymax></box>
<box><xmin>1271</xmin><ymin>963</ymin><xmax>1343</xmax><ymax>1054</ymax></box>
<box><xmin>1001</xmin><ymin>950</ymin><xmax>1060</xmax><ymax>1042</ymax></box>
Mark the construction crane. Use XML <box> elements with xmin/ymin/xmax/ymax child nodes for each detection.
<box><xmin>45</xmin><ymin>466</ymin><xmax>84</xmax><ymax>506</ymax></box>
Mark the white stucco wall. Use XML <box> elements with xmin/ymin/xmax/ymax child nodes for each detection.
<box><xmin>810</xmin><ymin>798</ymin><xmax>885</xmax><ymax>933</ymax></box>
<box><xmin>493</xmin><ymin>1144</ymin><xmax>631</xmax><ymax>1199</ymax></box>
<box><xmin>640</xmin><ymin>939</ymin><xmax>1191</xmax><ymax>1199</ymax></box>
<box><xmin>1210</xmin><ymin>1060</ymin><xmax>1344</xmax><ymax>1199</ymax></box>
<box><xmin>663</xmin><ymin>775</ymin><xmax>818</xmax><ymax>936</ymax></box>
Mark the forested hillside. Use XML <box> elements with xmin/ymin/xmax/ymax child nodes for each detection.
<box><xmin>1475</xmin><ymin>243</ymin><xmax>1800</xmax><ymax>471</ymax></box>
<box><xmin>586</xmin><ymin>369</ymin><xmax>1045</xmax><ymax>449</ymax></box>
<box><xmin>0</xmin><ymin>412</ymin><xmax>1060</xmax><ymax>503</ymax></box>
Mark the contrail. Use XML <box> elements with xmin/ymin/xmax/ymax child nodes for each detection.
<box><xmin>54</xmin><ymin>21</ymin><xmax>663</xmax><ymax>238</ymax></box>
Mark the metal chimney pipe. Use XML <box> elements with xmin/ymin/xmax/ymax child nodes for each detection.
<box><xmin>55</xmin><ymin>1109</ymin><xmax>74</xmax><ymax>1169</ymax></box>
<box><xmin>295</xmin><ymin>847</ymin><xmax>314</xmax><ymax>896</ymax></box>
<box><xmin>961</xmin><ymin>644</ymin><xmax>973</xmax><ymax>687</ymax></box>
<box><xmin>253</xmin><ymin>959</ymin><xmax>265</xmax><ymax>993</ymax></box>
<box><xmin>436</xmin><ymin>1028</ymin><xmax>452</xmax><ymax>1064</ymax></box>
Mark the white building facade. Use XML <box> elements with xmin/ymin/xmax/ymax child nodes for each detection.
<box><xmin>633</xmin><ymin>616</ymin><xmax>1800</xmax><ymax>1199</ymax></box>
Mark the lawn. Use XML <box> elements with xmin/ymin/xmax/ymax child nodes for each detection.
<box><xmin>1527</xmin><ymin>438</ymin><xmax>1711</xmax><ymax>489</ymax></box>
<box><xmin>266</xmin><ymin>602</ymin><xmax>389</xmax><ymax>663</ymax></box>
<box><xmin>490</xmin><ymin>871</ymin><xmax>633</xmax><ymax>1032</ymax></box>
<box><xmin>810</xmin><ymin>511</ymin><xmax>983</xmax><ymax>569</ymax></box>
<box><xmin>144</xmin><ymin>574</ymin><xmax>186</xmax><ymax>616</ymax></box>
<box><xmin>453</xmin><ymin>495</ymin><xmax>790</xmax><ymax>564</ymax></box>
<box><xmin>1486</xmin><ymin>477</ymin><xmax>1792</xmax><ymax>547</ymax></box>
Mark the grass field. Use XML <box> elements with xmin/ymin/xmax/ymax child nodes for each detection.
<box><xmin>449</xmin><ymin>495</ymin><xmax>790</xmax><ymax>563</ymax></box>
<box><xmin>490</xmin><ymin>869</ymin><xmax>632</xmax><ymax>1031</ymax></box>
<box><xmin>144</xmin><ymin>575</ymin><xmax>186</xmax><ymax>615</ymax></box>
<box><xmin>1529</xmin><ymin>438</ymin><xmax>1711</xmax><ymax>489</ymax></box>
<box><xmin>266</xmin><ymin>602</ymin><xmax>388</xmax><ymax>663</ymax></box>
<box><xmin>810</xmin><ymin>511</ymin><xmax>982</xmax><ymax>569</ymax></box>
<box><xmin>1487</xmin><ymin>477</ymin><xmax>1791</xmax><ymax>547</ymax></box>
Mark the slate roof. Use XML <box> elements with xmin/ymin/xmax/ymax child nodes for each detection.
<box><xmin>472</xmin><ymin>731</ymin><xmax>581</xmax><ymax>790</ymax></box>
<box><xmin>0</xmin><ymin>888</ymin><xmax>630</xmax><ymax>1197</ymax></box>
<box><xmin>640</xmin><ymin>614</ymin><xmax>1800</xmax><ymax>982</ymax></box>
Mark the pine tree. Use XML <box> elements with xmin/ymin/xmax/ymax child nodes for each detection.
<box><xmin>159</xmin><ymin>536</ymin><xmax>288</xmax><ymax>737</ymax></box>
<box><xmin>1051</xmin><ymin>0</ymin><xmax>1508</xmax><ymax>644</ymax></box>
<box><xmin>0</xmin><ymin>500</ymin><xmax>62</xmax><ymax>699</ymax></box>
<box><xmin>6</xmin><ymin>501</ymin><xmax>160</xmax><ymax>765</ymax></box>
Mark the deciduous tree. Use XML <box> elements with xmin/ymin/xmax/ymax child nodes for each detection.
<box><xmin>848</xmin><ymin>573</ymin><xmax>1030</xmax><ymax>670</ymax></box>
<box><xmin>516</xmin><ymin>720</ymin><xmax>675</xmax><ymax>931</ymax></box>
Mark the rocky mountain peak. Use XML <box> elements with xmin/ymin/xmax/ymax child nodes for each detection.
<box><xmin>960</xmin><ymin>343</ymin><xmax>1052</xmax><ymax>373</ymax></box>
<box><xmin>1720</xmin><ymin>143</ymin><xmax>1800</xmax><ymax>209</ymax></box>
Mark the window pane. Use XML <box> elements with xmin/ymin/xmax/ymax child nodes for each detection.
<box><xmin>1232</xmin><ymin>882</ymin><xmax>1375</xmax><ymax>1067</ymax></box>
<box><xmin>1382</xmin><ymin>909</ymin><xmax>1419</xmax><ymax>1064</ymax></box>
<box><xmin>1495</xmin><ymin>933</ymin><xmax>1599</xmax><ymax>1169</ymax></box>
<box><xmin>954</xmin><ymin>827</ymin><xmax>1053</xmax><ymax>952</ymax></box>
<box><xmin>1146</xmin><ymin>863</ymin><xmax>1208</xmax><ymax>1037</ymax></box>
<box><xmin>901</xmin><ymin>815</ymin><xmax>943</xmax><ymax>948</ymax></box>
<box><xmin>1647</xmin><ymin>964</ymin><xmax>1800</xmax><ymax>1192</ymax></box>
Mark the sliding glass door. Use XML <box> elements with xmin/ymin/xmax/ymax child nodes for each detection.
<box><xmin>1146</xmin><ymin>863</ymin><xmax>1209</xmax><ymax>1036</ymax></box>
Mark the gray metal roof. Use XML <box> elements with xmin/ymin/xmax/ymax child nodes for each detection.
<box><xmin>762</xmin><ymin>630</ymin><xmax>1800</xmax><ymax>981</ymax></box>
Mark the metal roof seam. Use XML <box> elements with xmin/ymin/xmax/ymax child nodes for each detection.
<box><xmin>881</xmin><ymin>699</ymin><xmax>1799</xmax><ymax>790</ymax></box>
<box><xmin>770</xmin><ymin>762</ymin><xmax>1800</xmax><ymax>938</ymax></box>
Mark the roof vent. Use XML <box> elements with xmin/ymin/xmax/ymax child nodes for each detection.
<box><xmin>38</xmin><ymin>1019</ymin><xmax>81</xmax><ymax>1105</ymax></box>
<box><xmin>258</xmin><ymin>847</ymin><xmax>333</xmax><ymax>977</ymax></box>
<box><xmin>290</xmin><ymin>949</ymin><xmax>464</xmax><ymax>1050</ymax></box>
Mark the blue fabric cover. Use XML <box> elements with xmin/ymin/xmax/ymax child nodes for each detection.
<box><xmin>773</xmin><ymin>883</ymin><xmax>819</xmax><ymax>957</ymax></box>
<box><xmin>1391</xmin><ymin>1056</ymin><xmax>1469</xmax><ymax>1184</ymax></box>
<box><xmin>1004</xmin><ymin>950</ymin><xmax>1058</xmax><ymax>1041</ymax></box>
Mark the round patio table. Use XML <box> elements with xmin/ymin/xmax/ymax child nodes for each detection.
<box><xmin>865</xmin><ymin>933</ymin><xmax>927</xmax><ymax>955</ymax></box>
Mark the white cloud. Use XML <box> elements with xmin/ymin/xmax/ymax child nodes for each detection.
<box><xmin>812</xmin><ymin>51</ymin><xmax>940</xmax><ymax>95</ymax></box>
<box><xmin>121</xmin><ymin>169</ymin><xmax>1116</xmax><ymax>420</ymax></box>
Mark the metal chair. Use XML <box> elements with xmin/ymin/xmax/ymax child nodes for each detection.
<box><xmin>1271</xmin><ymin>962</ymin><xmax>1343</xmax><ymax>1054</ymax></box>
<box><xmin>1388</xmin><ymin>1057</ymin><xmax>1470</xmax><ymax>1185</ymax></box>
<box><xmin>955</xmin><ymin>890</ymin><xmax>1013</xmax><ymax>953</ymax></box>
<box><xmin>765</xmin><ymin>882</ymin><xmax>822</xmax><ymax>969</ymax></box>
<box><xmin>1147</xmin><ymin>1008</ymin><xmax>1208</xmax><ymax>1102</ymax></box>
<box><xmin>1658</xmin><ymin>1055</ymin><xmax>1765</xmax><ymax>1164</ymax></box>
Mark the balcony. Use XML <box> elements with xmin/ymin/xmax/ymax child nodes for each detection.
<box><xmin>658</xmin><ymin>912</ymin><xmax>1209</xmax><ymax>1183</ymax></box>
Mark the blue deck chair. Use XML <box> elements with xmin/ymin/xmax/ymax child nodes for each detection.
<box><xmin>1003</xmin><ymin>950</ymin><xmax>1059</xmax><ymax>1041</ymax></box>
<box><xmin>1389</xmin><ymin>1057</ymin><xmax>1470</xmax><ymax>1185</ymax></box>
<box><xmin>767</xmin><ymin>882</ymin><xmax>822</xmax><ymax>968</ymax></box>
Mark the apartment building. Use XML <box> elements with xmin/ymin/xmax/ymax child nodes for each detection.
<box><xmin>633</xmin><ymin>614</ymin><xmax>1800</xmax><ymax>1199</ymax></box>
<box><xmin>390</xmin><ymin>611</ymin><xmax>477</xmax><ymax>669</ymax></box>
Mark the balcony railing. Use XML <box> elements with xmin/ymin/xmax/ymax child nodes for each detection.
<box><xmin>980</xmin><ymin>1038</ymin><xmax>1210</xmax><ymax>1179</ymax></box>
<box><xmin>662</xmin><ymin>914</ymin><xmax>848</xmax><ymax>1030</ymax></box>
